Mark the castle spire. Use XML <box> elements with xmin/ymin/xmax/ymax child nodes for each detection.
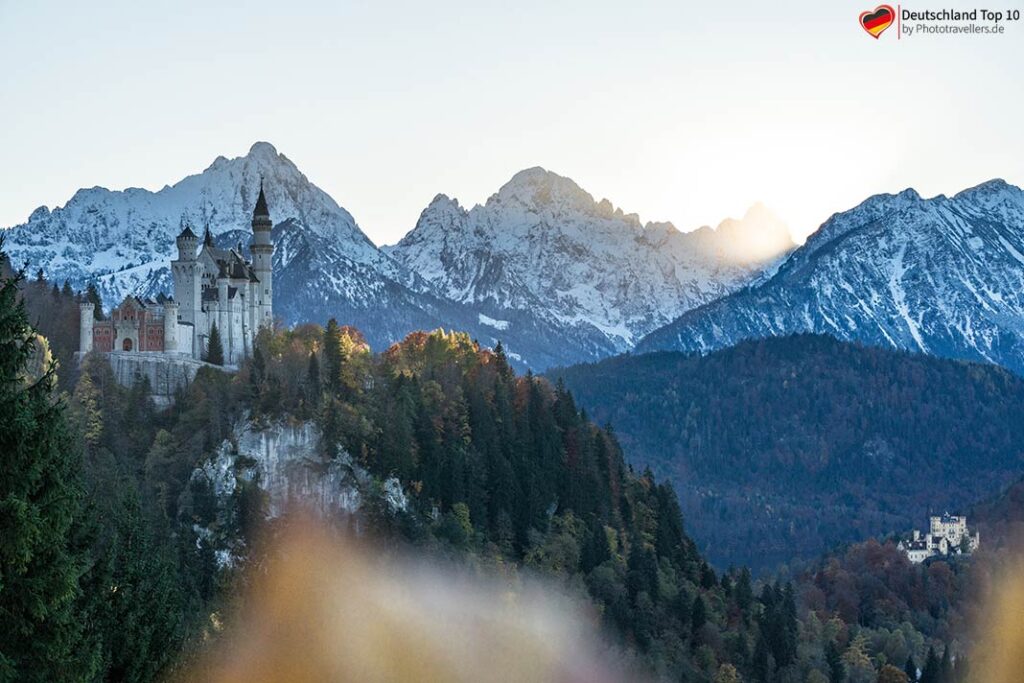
<box><xmin>253</xmin><ymin>179</ymin><xmax>269</xmax><ymax>219</ymax></box>
<box><xmin>203</xmin><ymin>225</ymin><xmax>214</xmax><ymax>247</ymax></box>
<box><xmin>249</xmin><ymin>180</ymin><xmax>274</xmax><ymax>330</ymax></box>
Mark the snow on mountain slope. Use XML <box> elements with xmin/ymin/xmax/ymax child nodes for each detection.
<box><xmin>637</xmin><ymin>180</ymin><xmax>1024</xmax><ymax>374</ymax></box>
<box><xmin>0</xmin><ymin>145</ymin><xmax>678</xmax><ymax>368</ymax></box>
<box><xmin>2</xmin><ymin>142</ymin><xmax>408</xmax><ymax>310</ymax></box>
<box><xmin>385</xmin><ymin>167</ymin><xmax>795</xmax><ymax>351</ymax></box>
<box><xmin>0</xmin><ymin>142</ymin><xmax>494</xmax><ymax>356</ymax></box>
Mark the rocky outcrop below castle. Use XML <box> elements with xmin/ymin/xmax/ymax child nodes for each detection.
<box><xmin>188</xmin><ymin>417</ymin><xmax>408</xmax><ymax>567</ymax></box>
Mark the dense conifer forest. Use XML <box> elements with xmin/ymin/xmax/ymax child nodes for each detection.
<box><xmin>555</xmin><ymin>335</ymin><xmax>1024</xmax><ymax>571</ymax></box>
<box><xmin>0</xmin><ymin>255</ymin><xmax>1000</xmax><ymax>681</ymax></box>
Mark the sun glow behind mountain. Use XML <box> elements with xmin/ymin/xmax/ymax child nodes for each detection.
<box><xmin>1</xmin><ymin>1</ymin><xmax>1021</xmax><ymax>246</ymax></box>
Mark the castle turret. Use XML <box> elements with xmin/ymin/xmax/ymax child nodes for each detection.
<box><xmin>171</xmin><ymin>224</ymin><xmax>202</xmax><ymax>328</ymax></box>
<box><xmin>163</xmin><ymin>300</ymin><xmax>179</xmax><ymax>353</ymax></box>
<box><xmin>176</xmin><ymin>224</ymin><xmax>198</xmax><ymax>261</ymax></box>
<box><xmin>250</xmin><ymin>181</ymin><xmax>274</xmax><ymax>328</ymax></box>
<box><xmin>79</xmin><ymin>302</ymin><xmax>94</xmax><ymax>353</ymax></box>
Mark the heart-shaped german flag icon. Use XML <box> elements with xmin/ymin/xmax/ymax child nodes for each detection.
<box><xmin>860</xmin><ymin>5</ymin><xmax>895</xmax><ymax>38</ymax></box>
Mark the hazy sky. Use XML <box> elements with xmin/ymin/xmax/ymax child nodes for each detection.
<box><xmin>2</xmin><ymin>0</ymin><xmax>1022</xmax><ymax>244</ymax></box>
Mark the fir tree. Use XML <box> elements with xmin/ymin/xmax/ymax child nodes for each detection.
<box><xmin>96</xmin><ymin>486</ymin><xmax>185</xmax><ymax>682</ymax></box>
<box><xmin>939</xmin><ymin>646</ymin><xmax>953</xmax><ymax>683</ymax></box>
<box><xmin>250</xmin><ymin>345</ymin><xmax>266</xmax><ymax>406</ymax></box>
<box><xmin>205</xmin><ymin>322</ymin><xmax>224</xmax><ymax>366</ymax></box>
<box><xmin>323</xmin><ymin>318</ymin><xmax>343</xmax><ymax>394</ymax></box>
<box><xmin>84</xmin><ymin>283</ymin><xmax>103</xmax><ymax>320</ymax></box>
<box><xmin>305</xmin><ymin>350</ymin><xmax>321</xmax><ymax>409</ymax></box>
<box><xmin>0</xmin><ymin>259</ymin><xmax>98</xmax><ymax>680</ymax></box>
<box><xmin>953</xmin><ymin>654</ymin><xmax>967</xmax><ymax>682</ymax></box>
<box><xmin>690</xmin><ymin>594</ymin><xmax>707</xmax><ymax>632</ymax></box>
<box><xmin>825</xmin><ymin>640</ymin><xmax>844</xmax><ymax>683</ymax></box>
<box><xmin>753</xmin><ymin>632</ymin><xmax>774</xmax><ymax>683</ymax></box>
<box><xmin>905</xmin><ymin>654</ymin><xmax>918</xmax><ymax>681</ymax></box>
<box><xmin>735</xmin><ymin>567</ymin><xmax>754</xmax><ymax>613</ymax></box>
<box><xmin>920</xmin><ymin>646</ymin><xmax>940</xmax><ymax>683</ymax></box>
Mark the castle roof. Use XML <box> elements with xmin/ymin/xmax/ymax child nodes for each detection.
<box><xmin>203</xmin><ymin>244</ymin><xmax>257</xmax><ymax>282</ymax></box>
<box><xmin>177</xmin><ymin>224</ymin><xmax>198</xmax><ymax>240</ymax></box>
<box><xmin>202</xmin><ymin>284</ymin><xmax>243</xmax><ymax>302</ymax></box>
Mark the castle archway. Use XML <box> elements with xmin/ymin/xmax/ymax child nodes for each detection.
<box><xmin>123</xmin><ymin>338</ymin><xmax>133</xmax><ymax>351</ymax></box>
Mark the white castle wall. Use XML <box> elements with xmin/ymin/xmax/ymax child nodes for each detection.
<box><xmin>103</xmin><ymin>351</ymin><xmax>220</xmax><ymax>406</ymax></box>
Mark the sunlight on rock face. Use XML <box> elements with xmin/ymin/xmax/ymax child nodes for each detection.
<box><xmin>185</xmin><ymin>520</ymin><xmax>629</xmax><ymax>683</ymax></box>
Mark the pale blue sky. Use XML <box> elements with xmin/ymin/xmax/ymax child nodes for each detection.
<box><xmin>1</xmin><ymin>0</ymin><xmax>1022</xmax><ymax>244</ymax></box>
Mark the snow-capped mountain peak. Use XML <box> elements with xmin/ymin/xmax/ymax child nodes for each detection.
<box><xmin>386</xmin><ymin>167</ymin><xmax>795</xmax><ymax>351</ymax></box>
<box><xmin>637</xmin><ymin>179</ymin><xmax>1024</xmax><ymax>374</ymax></box>
<box><xmin>1</xmin><ymin>142</ymin><xmax>420</xmax><ymax>339</ymax></box>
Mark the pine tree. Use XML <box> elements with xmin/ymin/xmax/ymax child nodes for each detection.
<box><xmin>779</xmin><ymin>581</ymin><xmax>799</xmax><ymax>666</ymax></box>
<box><xmin>493</xmin><ymin>340</ymin><xmax>513</xmax><ymax>380</ymax></box>
<box><xmin>323</xmin><ymin>318</ymin><xmax>343</xmax><ymax>394</ymax></box>
<box><xmin>89</xmin><ymin>485</ymin><xmax>185</xmax><ymax>682</ymax></box>
<box><xmin>250</xmin><ymin>345</ymin><xmax>266</xmax><ymax>406</ymax></box>
<box><xmin>305</xmin><ymin>350</ymin><xmax>321</xmax><ymax>409</ymax></box>
<box><xmin>939</xmin><ymin>646</ymin><xmax>953</xmax><ymax>683</ymax></box>
<box><xmin>735</xmin><ymin>567</ymin><xmax>754</xmax><ymax>613</ymax></box>
<box><xmin>920</xmin><ymin>646</ymin><xmax>940</xmax><ymax>683</ymax></box>
<box><xmin>690</xmin><ymin>594</ymin><xmax>707</xmax><ymax>632</ymax></box>
<box><xmin>0</xmin><ymin>260</ymin><xmax>98</xmax><ymax>680</ymax></box>
<box><xmin>84</xmin><ymin>283</ymin><xmax>103</xmax><ymax>320</ymax></box>
<box><xmin>905</xmin><ymin>654</ymin><xmax>918</xmax><ymax>681</ymax></box>
<box><xmin>953</xmin><ymin>654</ymin><xmax>968</xmax><ymax>682</ymax></box>
<box><xmin>205</xmin><ymin>322</ymin><xmax>224</xmax><ymax>366</ymax></box>
<box><xmin>753</xmin><ymin>632</ymin><xmax>774</xmax><ymax>683</ymax></box>
<box><xmin>69</xmin><ymin>371</ymin><xmax>103</xmax><ymax>448</ymax></box>
<box><xmin>825</xmin><ymin>640</ymin><xmax>844</xmax><ymax>683</ymax></box>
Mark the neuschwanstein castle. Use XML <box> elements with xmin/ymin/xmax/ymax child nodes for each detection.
<box><xmin>79</xmin><ymin>184</ymin><xmax>274</xmax><ymax>367</ymax></box>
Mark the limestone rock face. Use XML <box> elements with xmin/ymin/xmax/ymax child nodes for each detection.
<box><xmin>234</xmin><ymin>420</ymin><xmax>365</xmax><ymax>519</ymax></box>
<box><xmin>188</xmin><ymin>417</ymin><xmax>409</xmax><ymax>567</ymax></box>
<box><xmin>192</xmin><ymin>417</ymin><xmax>407</xmax><ymax>523</ymax></box>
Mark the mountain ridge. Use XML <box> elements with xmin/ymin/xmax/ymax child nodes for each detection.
<box><xmin>386</xmin><ymin>165</ymin><xmax>795</xmax><ymax>351</ymax></box>
<box><xmin>2</xmin><ymin>144</ymin><xmax>794</xmax><ymax>370</ymax></box>
<box><xmin>637</xmin><ymin>178</ymin><xmax>1024</xmax><ymax>374</ymax></box>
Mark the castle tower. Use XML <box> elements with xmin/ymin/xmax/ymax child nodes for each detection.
<box><xmin>216</xmin><ymin>268</ymin><xmax>230</xmax><ymax>362</ymax></box>
<box><xmin>163</xmin><ymin>300</ymin><xmax>179</xmax><ymax>353</ymax></box>
<box><xmin>79</xmin><ymin>302</ymin><xmax>94</xmax><ymax>353</ymax></box>
<box><xmin>250</xmin><ymin>181</ymin><xmax>274</xmax><ymax>329</ymax></box>
<box><xmin>171</xmin><ymin>225</ymin><xmax>201</xmax><ymax>328</ymax></box>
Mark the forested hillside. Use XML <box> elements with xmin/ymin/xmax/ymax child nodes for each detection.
<box><xmin>0</xmin><ymin>254</ymin><xmax>993</xmax><ymax>682</ymax></box>
<box><xmin>555</xmin><ymin>335</ymin><xmax>1024</xmax><ymax>571</ymax></box>
<box><xmin>0</xmin><ymin>254</ymin><xmax>714</xmax><ymax>680</ymax></box>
